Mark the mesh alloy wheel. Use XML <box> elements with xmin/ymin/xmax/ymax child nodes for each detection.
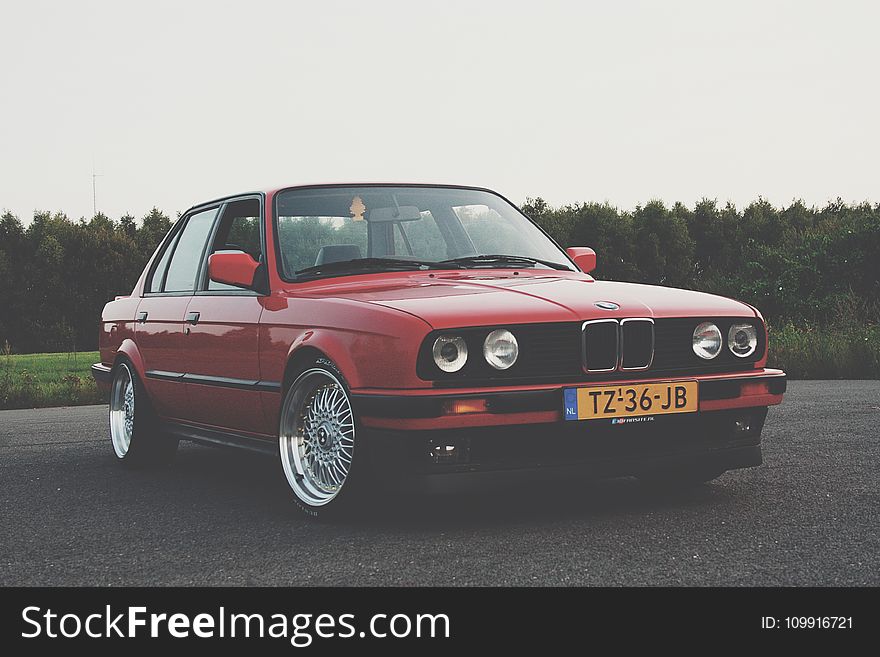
<box><xmin>109</xmin><ymin>362</ymin><xmax>136</xmax><ymax>458</ymax></box>
<box><xmin>279</xmin><ymin>367</ymin><xmax>356</xmax><ymax>509</ymax></box>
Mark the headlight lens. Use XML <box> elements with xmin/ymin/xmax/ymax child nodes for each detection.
<box><xmin>693</xmin><ymin>322</ymin><xmax>722</xmax><ymax>359</ymax></box>
<box><xmin>432</xmin><ymin>335</ymin><xmax>468</xmax><ymax>372</ymax></box>
<box><xmin>728</xmin><ymin>323</ymin><xmax>758</xmax><ymax>358</ymax></box>
<box><xmin>483</xmin><ymin>328</ymin><xmax>519</xmax><ymax>370</ymax></box>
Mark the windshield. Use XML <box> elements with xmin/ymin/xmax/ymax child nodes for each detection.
<box><xmin>274</xmin><ymin>186</ymin><xmax>574</xmax><ymax>280</ymax></box>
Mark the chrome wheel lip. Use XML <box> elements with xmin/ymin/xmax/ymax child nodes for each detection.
<box><xmin>109</xmin><ymin>363</ymin><xmax>134</xmax><ymax>458</ymax></box>
<box><xmin>279</xmin><ymin>367</ymin><xmax>355</xmax><ymax>508</ymax></box>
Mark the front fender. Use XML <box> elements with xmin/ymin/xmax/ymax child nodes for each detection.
<box><xmin>260</xmin><ymin>296</ymin><xmax>433</xmax><ymax>390</ymax></box>
<box><xmin>285</xmin><ymin>329</ymin><xmax>363</xmax><ymax>387</ymax></box>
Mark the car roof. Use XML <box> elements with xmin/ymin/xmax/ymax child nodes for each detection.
<box><xmin>184</xmin><ymin>182</ymin><xmax>500</xmax><ymax>214</ymax></box>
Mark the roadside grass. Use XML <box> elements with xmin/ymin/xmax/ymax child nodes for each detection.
<box><xmin>0</xmin><ymin>346</ymin><xmax>104</xmax><ymax>410</ymax></box>
<box><xmin>768</xmin><ymin>322</ymin><xmax>880</xmax><ymax>379</ymax></box>
<box><xmin>0</xmin><ymin>323</ymin><xmax>877</xmax><ymax>410</ymax></box>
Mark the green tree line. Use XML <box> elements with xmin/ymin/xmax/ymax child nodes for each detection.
<box><xmin>0</xmin><ymin>198</ymin><xmax>878</xmax><ymax>354</ymax></box>
<box><xmin>524</xmin><ymin>197</ymin><xmax>880</xmax><ymax>325</ymax></box>
<box><xmin>0</xmin><ymin>208</ymin><xmax>173</xmax><ymax>353</ymax></box>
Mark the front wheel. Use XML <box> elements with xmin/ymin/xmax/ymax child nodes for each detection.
<box><xmin>279</xmin><ymin>361</ymin><xmax>363</xmax><ymax>517</ymax></box>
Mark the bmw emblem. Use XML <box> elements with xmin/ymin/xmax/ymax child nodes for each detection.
<box><xmin>595</xmin><ymin>301</ymin><xmax>619</xmax><ymax>310</ymax></box>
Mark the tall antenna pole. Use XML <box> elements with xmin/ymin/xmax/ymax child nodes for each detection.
<box><xmin>92</xmin><ymin>166</ymin><xmax>103</xmax><ymax>217</ymax></box>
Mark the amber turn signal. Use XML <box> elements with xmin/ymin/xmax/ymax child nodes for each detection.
<box><xmin>442</xmin><ymin>398</ymin><xmax>489</xmax><ymax>415</ymax></box>
<box><xmin>740</xmin><ymin>381</ymin><xmax>770</xmax><ymax>396</ymax></box>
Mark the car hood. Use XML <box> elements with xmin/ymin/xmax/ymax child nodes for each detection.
<box><xmin>293</xmin><ymin>271</ymin><xmax>756</xmax><ymax>329</ymax></box>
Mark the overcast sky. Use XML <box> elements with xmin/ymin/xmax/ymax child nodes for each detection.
<box><xmin>1</xmin><ymin>0</ymin><xmax>877</xmax><ymax>222</ymax></box>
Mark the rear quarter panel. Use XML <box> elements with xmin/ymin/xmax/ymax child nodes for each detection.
<box><xmin>98</xmin><ymin>297</ymin><xmax>141</xmax><ymax>371</ymax></box>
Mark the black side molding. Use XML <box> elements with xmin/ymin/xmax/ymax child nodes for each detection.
<box><xmin>145</xmin><ymin>370</ymin><xmax>281</xmax><ymax>392</ymax></box>
<box><xmin>145</xmin><ymin>370</ymin><xmax>184</xmax><ymax>382</ymax></box>
<box><xmin>182</xmin><ymin>373</ymin><xmax>281</xmax><ymax>392</ymax></box>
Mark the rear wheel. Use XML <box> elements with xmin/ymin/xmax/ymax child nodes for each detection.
<box><xmin>279</xmin><ymin>360</ymin><xmax>363</xmax><ymax>517</ymax></box>
<box><xmin>109</xmin><ymin>360</ymin><xmax>177</xmax><ymax>467</ymax></box>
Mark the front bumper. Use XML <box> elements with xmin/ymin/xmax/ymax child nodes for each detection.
<box><xmin>352</xmin><ymin>369</ymin><xmax>786</xmax><ymax>431</ymax></box>
<box><xmin>353</xmin><ymin>369</ymin><xmax>783</xmax><ymax>485</ymax></box>
<box><xmin>364</xmin><ymin>406</ymin><xmax>769</xmax><ymax>490</ymax></box>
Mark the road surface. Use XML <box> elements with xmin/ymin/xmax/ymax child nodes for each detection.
<box><xmin>1</xmin><ymin>380</ymin><xmax>877</xmax><ymax>585</ymax></box>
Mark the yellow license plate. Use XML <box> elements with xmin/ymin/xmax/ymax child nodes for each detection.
<box><xmin>563</xmin><ymin>381</ymin><xmax>699</xmax><ymax>421</ymax></box>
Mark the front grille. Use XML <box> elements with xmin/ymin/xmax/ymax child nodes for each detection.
<box><xmin>418</xmin><ymin>317</ymin><xmax>764</xmax><ymax>385</ymax></box>
<box><xmin>620</xmin><ymin>318</ymin><xmax>654</xmax><ymax>370</ymax></box>
<box><xmin>582</xmin><ymin>320</ymin><xmax>618</xmax><ymax>371</ymax></box>
<box><xmin>583</xmin><ymin>318</ymin><xmax>655</xmax><ymax>372</ymax></box>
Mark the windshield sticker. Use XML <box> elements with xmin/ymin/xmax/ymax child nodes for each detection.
<box><xmin>350</xmin><ymin>196</ymin><xmax>366</xmax><ymax>221</ymax></box>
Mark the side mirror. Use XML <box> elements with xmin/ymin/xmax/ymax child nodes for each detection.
<box><xmin>208</xmin><ymin>251</ymin><xmax>259</xmax><ymax>289</ymax></box>
<box><xmin>565</xmin><ymin>247</ymin><xmax>596</xmax><ymax>273</ymax></box>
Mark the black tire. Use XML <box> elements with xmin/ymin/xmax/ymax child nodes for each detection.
<box><xmin>278</xmin><ymin>356</ymin><xmax>369</xmax><ymax>518</ymax></box>
<box><xmin>109</xmin><ymin>359</ymin><xmax>178</xmax><ymax>468</ymax></box>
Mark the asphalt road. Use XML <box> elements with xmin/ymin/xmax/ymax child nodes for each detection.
<box><xmin>1</xmin><ymin>381</ymin><xmax>877</xmax><ymax>586</ymax></box>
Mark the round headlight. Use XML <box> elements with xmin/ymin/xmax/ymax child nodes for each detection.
<box><xmin>693</xmin><ymin>322</ymin><xmax>722</xmax><ymax>360</ymax></box>
<box><xmin>432</xmin><ymin>335</ymin><xmax>468</xmax><ymax>372</ymax></box>
<box><xmin>728</xmin><ymin>323</ymin><xmax>758</xmax><ymax>358</ymax></box>
<box><xmin>483</xmin><ymin>329</ymin><xmax>519</xmax><ymax>370</ymax></box>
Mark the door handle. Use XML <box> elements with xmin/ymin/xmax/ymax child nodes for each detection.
<box><xmin>185</xmin><ymin>311</ymin><xmax>200</xmax><ymax>326</ymax></box>
<box><xmin>137</xmin><ymin>311</ymin><xmax>148</xmax><ymax>324</ymax></box>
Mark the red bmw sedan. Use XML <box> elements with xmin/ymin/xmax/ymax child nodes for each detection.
<box><xmin>92</xmin><ymin>184</ymin><xmax>785</xmax><ymax>516</ymax></box>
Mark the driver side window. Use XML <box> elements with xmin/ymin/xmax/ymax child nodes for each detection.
<box><xmin>206</xmin><ymin>199</ymin><xmax>263</xmax><ymax>291</ymax></box>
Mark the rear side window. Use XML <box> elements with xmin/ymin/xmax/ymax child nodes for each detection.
<box><xmin>162</xmin><ymin>208</ymin><xmax>219</xmax><ymax>292</ymax></box>
<box><xmin>148</xmin><ymin>232</ymin><xmax>179</xmax><ymax>293</ymax></box>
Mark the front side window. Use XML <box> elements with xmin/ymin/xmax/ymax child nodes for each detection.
<box><xmin>207</xmin><ymin>199</ymin><xmax>263</xmax><ymax>291</ymax></box>
<box><xmin>275</xmin><ymin>186</ymin><xmax>573</xmax><ymax>280</ymax></box>
<box><xmin>162</xmin><ymin>208</ymin><xmax>218</xmax><ymax>292</ymax></box>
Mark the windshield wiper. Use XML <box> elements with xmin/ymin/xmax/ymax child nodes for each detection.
<box><xmin>293</xmin><ymin>257</ymin><xmax>457</xmax><ymax>280</ymax></box>
<box><xmin>439</xmin><ymin>254</ymin><xmax>572</xmax><ymax>271</ymax></box>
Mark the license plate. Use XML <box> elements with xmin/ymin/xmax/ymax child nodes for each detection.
<box><xmin>563</xmin><ymin>381</ymin><xmax>698</xmax><ymax>421</ymax></box>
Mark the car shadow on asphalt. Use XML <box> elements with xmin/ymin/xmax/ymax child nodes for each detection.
<box><xmin>160</xmin><ymin>443</ymin><xmax>735</xmax><ymax>530</ymax></box>
<box><xmin>358</xmin><ymin>478</ymin><xmax>731</xmax><ymax>531</ymax></box>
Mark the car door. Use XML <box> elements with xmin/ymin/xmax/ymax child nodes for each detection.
<box><xmin>179</xmin><ymin>196</ymin><xmax>270</xmax><ymax>434</ymax></box>
<box><xmin>136</xmin><ymin>206</ymin><xmax>220</xmax><ymax>420</ymax></box>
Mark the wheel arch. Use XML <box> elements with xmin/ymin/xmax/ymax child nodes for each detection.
<box><xmin>283</xmin><ymin>331</ymin><xmax>362</xmax><ymax>390</ymax></box>
<box><xmin>283</xmin><ymin>345</ymin><xmax>328</xmax><ymax>390</ymax></box>
<box><xmin>112</xmin><ymin>339</ymin><xmax>146</xmax><ymax>379</ymax></box>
